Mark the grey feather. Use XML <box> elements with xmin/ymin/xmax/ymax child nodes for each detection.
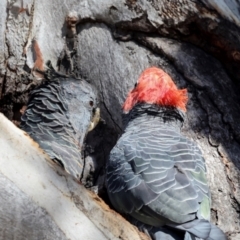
<box><xmin>106</xmin><ymin>103</ymin><xmax>226</xmax><ymax>240</ymax></box>
<box><xmin>21</xmin><ymin>66</ymin><xmax>98</xmax><ymax>181</ymax></box>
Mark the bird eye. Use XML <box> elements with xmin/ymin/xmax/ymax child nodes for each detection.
<box><xmin>134</xmin><ymin>82</ymin><xmax>138</xmax><ymax>87</ymax></box>
<box><xmin>89</xmin><ymin>101</ymin><xmax>94</xmax><ymax>107</ymax></box>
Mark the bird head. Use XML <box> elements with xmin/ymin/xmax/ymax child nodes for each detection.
<box><xmin>123</xmin><ymin>67</ymin><xmax>188</xmax><ymax>113</ymax></box>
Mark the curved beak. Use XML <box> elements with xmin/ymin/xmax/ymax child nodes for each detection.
<box><xmin>88</xmin><ymin>107</ymin><xmax>100</xmax><ymax>132</ymax></box>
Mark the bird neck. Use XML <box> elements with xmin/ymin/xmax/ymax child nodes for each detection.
<box><xmin>122</xmin><ymin>103</ymin><xmax>185</xmax><ymax>130</ymax></box>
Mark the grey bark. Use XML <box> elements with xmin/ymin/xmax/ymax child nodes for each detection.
<box><xmin>0</xmin><ymin>114</ymin><xmax>148</xmax><ymax>240</ymax></box>
<box><xmin>0</xmin><ymin>0</ymin><xmax>240</xmax><ymax>239</ymax></box>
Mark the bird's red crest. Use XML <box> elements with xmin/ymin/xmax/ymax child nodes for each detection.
<box><xmin>123</xmin><ymin>67</ymin><xmax>188</xmax><ymax>112</ymax></box>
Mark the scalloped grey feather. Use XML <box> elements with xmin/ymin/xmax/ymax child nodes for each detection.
<box><xmin>106</xmin><ymin>103</ymin><xmax>226</xmax><ymax>240</ymax></box>
<box><xmin>21</xmin><ymin>72</ymin><xmax>99</xmax><ymax>181</ymax></box>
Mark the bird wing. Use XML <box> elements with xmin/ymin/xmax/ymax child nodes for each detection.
<box><xmin>107</xmin><ymin>125</ymin><xmax>210</xmax><ymax>226</ymax></box>
<box><xmin>21</xmin><ymin>81</ymin><xmax>83</xmax><ymax>179</ymax></box>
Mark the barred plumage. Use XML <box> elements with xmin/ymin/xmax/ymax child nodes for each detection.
<box><xmin>106</xmin><ymin>67</ymin><xmax>226</xmax><ymax>240</ymax></box>
<box><xmin>21</xmin><ymin>66</ymin><xmax>99</xmax><ymax>181</ymax></box>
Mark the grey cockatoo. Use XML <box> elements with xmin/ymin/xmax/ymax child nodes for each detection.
<box><xmin>21</xmin><ymin>62</ymin><xmax>100</xmax><ymax>182</ymax></box>
<box><xmin>106</xmin><ymin>67</ymin><xmax>226</xmax><ymax>240</ymax></box>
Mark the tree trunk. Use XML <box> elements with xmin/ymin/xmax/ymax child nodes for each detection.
<box><xmin>0</xmin><ymin>113</ymin><xmax>148</xmax><ymax>240</ymax></box>
<box><xmin>0</xmin><ymin>1</ymin><xmax>240</xmax><ymax>239</ymax></box>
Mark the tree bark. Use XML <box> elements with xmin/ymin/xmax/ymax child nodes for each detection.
<box><xmin>0</xmin><ymin>1</ymin><xmax>240</xmax><ymax>239</ymax></box>
<box><xmin>0</xmin><ymin>113</ymin><xmax>148</xmax><ymax>240</ymax></box>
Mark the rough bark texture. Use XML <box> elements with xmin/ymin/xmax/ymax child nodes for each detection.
<box><xmin>0</xmin><ymin>113</ymin><xmax>148</xmax><ymax>240</ymax></box>
<box><xmin>0</xmin><ymin>0</ymin><xmax>240</xmax><ymax>239</ymax></box>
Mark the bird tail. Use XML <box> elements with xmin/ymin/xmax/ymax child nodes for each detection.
<box><xmin>206</xmin><ymin>223</ymin><xmax>227</xmax><ymax>240</ymax></box>
<box><xmin>129</xmin><ymin>217</ymin><xmax>226</xmax><ymax>240</ymax></box>
<box><xmin>183</xmin><ymin>232</ymin><xmax>199</xmax><ymax>240</ymax></box>
<box><xmin>169</xmin><ymin>220</ymin><xmax>227</xmax><ymax>240</ymax></box>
